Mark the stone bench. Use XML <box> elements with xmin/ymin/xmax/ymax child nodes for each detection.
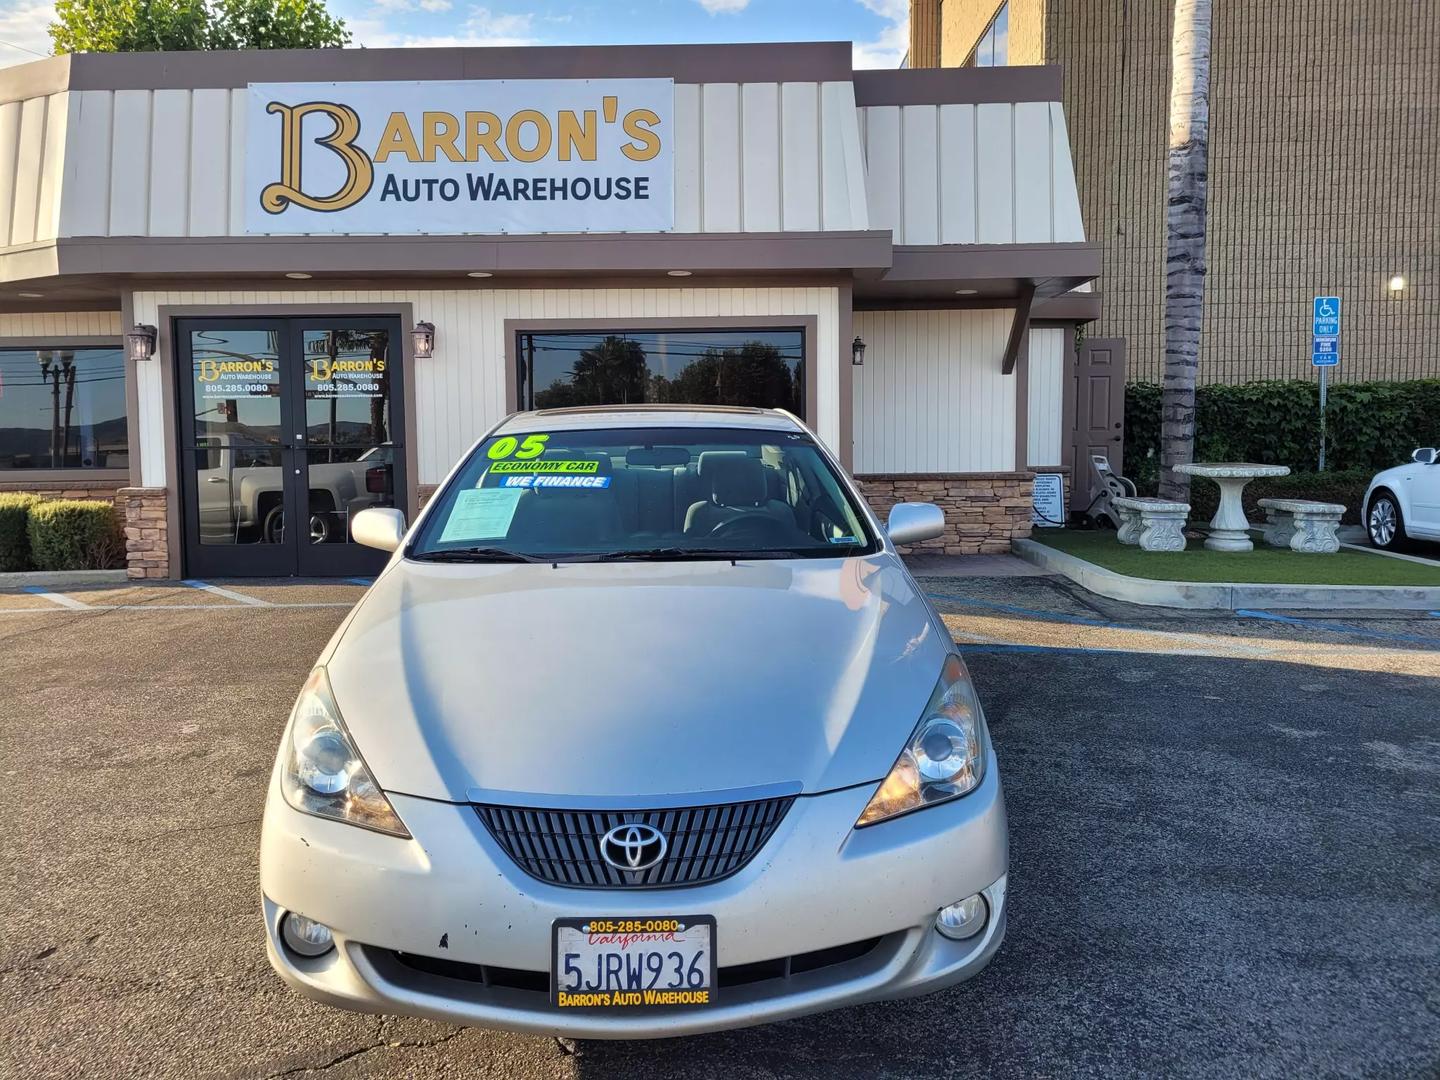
<box><xmin>1113</xmin><ymin>496</ymin><xmax>1190</xmax><ymax>552</ymax></box>
<box><xmin>1258</xmin><ymin>498</ymin><xmax>1346</xmax><ymax>554</ymax></box>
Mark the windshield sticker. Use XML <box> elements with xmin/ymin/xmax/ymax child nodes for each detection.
<box><xmin>489</xmin><ymin>459</ymin><xmax>600</xmax><ymax>475</ymax></box>
<box><xmin>501</xmin><ymin>474</ymin><xmax>612</xmax><ymax>489</ymax></box>
<box><xmin>487</xmin><ymin>433</ymin><xmax>550</xmax><ymax>460</ymax></box>
<box><xmin>828</xmin><ymin>535</ymin><xmax>860</xmax><ymax>544</ymax></box>
<box><xmin>437</xmin><ymin>488</ymin><xmax>523</xmax><ymax>543</ymax></box>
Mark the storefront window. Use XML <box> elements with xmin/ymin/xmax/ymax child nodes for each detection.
<box><xmin>517</xmin><ymin>328</ymin><xmax>805</xmax><ymax>416</ymax></box>
<box><xmin>0</xmin><ymin>347</ymin><xmax>127</xmax><ymax>470</ymax></box>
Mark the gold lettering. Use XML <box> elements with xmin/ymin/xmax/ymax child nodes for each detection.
<box><xmin>260</xmin><ymin>101</ymin><xmax>374</xmax><ymax>214</ymax></box>
<box><xmin>374</xmin><ymin>112</ymin><xmax>421</xmax><ymax>163</ymax></box>
<box><xmin>465</xmin><ymin>111</ymin><xmax>506</xmax><ymax>162</ymax></box>
<box><xmin>621</xmin><ymin>108</ymin><xmax>661</xmax><ymax>161</ymax></box>
<box><xmin>422</xmin><ymin>111</ymin><xmax>464</xmax><ymax>163</ymax></box>
<box><xmin>557</xmin><ymin>110</ymin><xmax>597</xmax><ymax>162</ymax></box>
<box><xmin>505</xmin><ymin>109</ymin><xmax>552</xmax><ymax>164</ymax></box>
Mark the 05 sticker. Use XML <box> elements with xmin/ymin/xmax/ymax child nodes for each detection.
<box><xmin>487</xmin><ymin>433</ymin><xmax>550</xmax><ymax>460</ymax></box>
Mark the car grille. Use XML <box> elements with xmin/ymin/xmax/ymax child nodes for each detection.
<box><xmin>474</xmin><ymin>796</ymin><xmax>795</xmax><ymax>889</ymax></box>
<box><xmin>388</xmin><ymin>936</ymin><xmax>884</xmax><ymax>993</ymax></box>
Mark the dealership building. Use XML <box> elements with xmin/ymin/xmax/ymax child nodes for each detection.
<box><xmin>0</xmin><ymin>41</ymin><xmax>1103</xmax><ymax>578</ymax></box>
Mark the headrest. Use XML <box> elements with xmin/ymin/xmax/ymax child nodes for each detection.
<box><xmin>698</xmin><ymin>451</ymin><xmax>767</xmax><ymax>507</ymax></box>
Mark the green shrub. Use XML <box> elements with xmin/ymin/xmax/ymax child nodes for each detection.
<box><xmin>0</xmin><ymin>493</ymin><xmax>42</xmax><ymax>572</ymax></box>
<box><xmin>26</xmin><ymin>500</ymin><xmax>124</xmax><ymax>571</ymax></box>
<box><xmin>1125</xmin><ymin>378</ymin><xmax>1440</xmax><ymax>497</ymax></box>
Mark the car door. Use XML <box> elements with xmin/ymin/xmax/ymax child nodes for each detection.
<box><xmin>1406</xmin><ymin>454</ymin><xmax>1440</xmax><ymax>537</ymax></box>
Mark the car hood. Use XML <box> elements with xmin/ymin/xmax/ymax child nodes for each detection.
<box><xmin>324</xmin><ymin>555</ymin><xmax>950</xmax><ymax>804</ymax></box>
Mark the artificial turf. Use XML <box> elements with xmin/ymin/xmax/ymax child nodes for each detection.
<box><xmin>1028</xmin><ymin>528</ymin><xmax>1440</xmax><ymax>586</ymax></box>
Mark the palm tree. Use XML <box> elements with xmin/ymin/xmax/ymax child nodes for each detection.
<box><xmin>1158</xmin><ymin>0</ymin><xmax>1213</xmax><ymax>501</ymax></box>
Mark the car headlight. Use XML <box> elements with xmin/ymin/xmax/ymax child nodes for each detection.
<box><xmin>280</xmin><ymin>668</ymin><xmax>410</xmax><ymax>838</ymax></box>
<box><xmin>856</xmin><ymin>655</ymin><xmax>986</xmax><ymax>827</ymax></box>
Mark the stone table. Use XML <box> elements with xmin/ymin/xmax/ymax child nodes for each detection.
<box><xmin>1175</xmin><ymin>462</ymin><xmax>1291</xmax><ymax>552</ymax></box>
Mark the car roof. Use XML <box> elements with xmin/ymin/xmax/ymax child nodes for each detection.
<box><xmin>493</xmin><ymin>405</ymin><xmax>806</xmax><ymax>434</ymax></box>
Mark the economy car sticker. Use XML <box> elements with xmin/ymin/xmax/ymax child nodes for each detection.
<box><xmin>489</xmin><ymin>459</ymin><xmax>600</xmax><ymax>474</ymax></box>
<box><xmin>437</xmin><ymin>488</ymin><xmax>523</xmax><ymax>542</ymax></box>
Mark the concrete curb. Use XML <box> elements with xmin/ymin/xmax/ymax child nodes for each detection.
<box><xmin>1011</xmin><ymin>538</ymin><xmax>1440</xmax><ymax>610</ymax></box>
<box><xmin>0</xmin><ymin>568</ymin><xmax>128</xmax><ymax>589</ymax></box>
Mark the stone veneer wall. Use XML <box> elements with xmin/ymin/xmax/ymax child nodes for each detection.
<box><xmin>117</xmin><ymin>488</ymin><xmax>169</xmax><ymax>579</ymax></box>
<box><xmin>855</xmin><ymin>472</ymin><xmax>1035</xmax><ymax>555</ymax></box>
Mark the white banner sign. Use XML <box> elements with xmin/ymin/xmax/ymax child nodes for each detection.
<box><xmin>244</xmin><ymin>79</ymin><xmax>674</xmax><ymax>235</ymax></box>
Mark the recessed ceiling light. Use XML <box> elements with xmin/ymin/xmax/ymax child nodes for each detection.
<box><xmin>17</xmin><ymin>291</ymin><xmax>43</xmax><ymax>298</ymax></box>
<box><xmin>666</xmin><ymin>270</ymin><xmax>692</xmax><ymax>277</ymax></box>
<box><xmin>954</xmin><ymin>288</ymin><xmax>978</xmax><ymax>295</ymax></box>
<box><xmin>467</xmin><ymin>271</ymin><xmax>493</xmax><ymax>278</ymax></box>
<box><xmin>285</xmin><ymin>272</ymin><xmax>313</xmax><ymax>280</ymax></box>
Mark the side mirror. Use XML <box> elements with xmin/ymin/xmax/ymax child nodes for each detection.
<box><xmin>886</xmin><ymin>502</ymin><xmax>945</xmax><ymax>546</ymax></box>
<box><xmin>352</xmin><ymin>507</ymin><xmax>407</xmax><ymax>552</ymax></box>
<box><xmin>1412</xmin><ymin>447</ymin><xmax>1437</xmax><ymax>465</ymax></box>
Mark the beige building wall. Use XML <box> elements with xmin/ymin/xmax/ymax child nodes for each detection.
<box><xmin>921</xmin><ymin>0</ymin><xmax>1440</xmax><ymax>384</ymax></box>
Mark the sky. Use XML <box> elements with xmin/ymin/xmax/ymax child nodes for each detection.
<box><xmin>0</xmin><ymin>0</ymin><xmax>910</xmax><ymax>70</ymax></box>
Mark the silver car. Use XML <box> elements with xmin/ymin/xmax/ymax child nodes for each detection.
<box><xmin>260</xmin><ymin>405</ymin><xmax>1008</xmax><ymax>1038</ymax></box>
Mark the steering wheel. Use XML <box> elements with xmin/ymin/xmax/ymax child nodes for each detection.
<box><xmin>708</xmin><ymin>513</ymin><xmax>793</xmax><ymax>543</ymax></box>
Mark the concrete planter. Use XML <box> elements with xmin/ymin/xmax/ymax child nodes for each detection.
<box><xmin>1012</xmin><ymin>538</ymin><xmax>1440</xmax><ymax>611</ymax></box>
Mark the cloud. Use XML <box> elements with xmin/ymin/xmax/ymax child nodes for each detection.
<box><xmin>0</xmin><ymin>0</ymin><xmax>57</xmax><ymax>69</ymax></box>
<box><xmin>694</xmin><ymin>0</ymin><xmax>749</xmax><ymax>12</ymax></box>
<box><xmin>349</xmin><ymin>4</ymin><xmax>537</xmax><ymax>47</ymax></box>
<box><xmin>851</xmin><ymin>0</ymin><xmax>908</xmax><ymax>69</ymax></box>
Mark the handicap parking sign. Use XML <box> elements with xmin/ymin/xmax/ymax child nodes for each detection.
<box><xmin>1312</xmin><ymin>296</ymin><xmax>1340</xmax><ymax>337</ymax></box>
<box><xmin>1312</xmin><ymin>336</ymin><xmax>1339</xmax><ymax>366</ymax></box>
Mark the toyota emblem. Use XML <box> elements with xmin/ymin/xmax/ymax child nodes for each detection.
<box><xmin>599</xmin><ymin>823</ymin><xmax>668</xmax><ymax>872</ymax></box>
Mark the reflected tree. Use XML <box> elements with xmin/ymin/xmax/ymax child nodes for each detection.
<box><xmin>536</xmin><ymin>336</ymin><xmax>648</xmax><ymax>409</ymax></box>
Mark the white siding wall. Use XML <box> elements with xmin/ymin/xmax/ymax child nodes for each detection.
<box><xmin>852</xmin><ymin>308</ymin><xmax>1016</xmax><ymax>474</ymax></box>
<box><xmin>0</xmin><ymin>310</ymin><xmax>122</xmax><ymax>337</ymax></box>
<box><xmin>860</xmin><ymin>100</ymin><xmax>1086</xmax><ymax>245</ymax></box>
<box><xmin>131</xmin><ymin>287</ymin><xmax>841</xmax><ymax>487</ymax></box>
<box><xmin>46</xmin><ymin>83</ymin><xmax>869</xmax><ymax>239</ymax></box>
<box><xmin>1026</xmin><ymin>326</ymin><xmax>1066</xmax><ymax>467</ymax></box>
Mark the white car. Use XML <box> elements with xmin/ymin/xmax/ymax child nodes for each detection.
<box><xmin>1364</xmin><ymin>447</ymin><xmax>1440</xmax><ymax>550</ymax></box>
<box><xmin>259</xmin><ymin>406</ymin><xmax>1008</xmax><ymax>1038</ymax></box>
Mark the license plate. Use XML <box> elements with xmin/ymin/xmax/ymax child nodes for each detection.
<box><xmin>550</xmin><ymin>916</ymin><xmax>717</xmax><ymax>1009</ymax></box>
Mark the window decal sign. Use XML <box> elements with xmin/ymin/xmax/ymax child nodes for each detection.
<box><xmin>245</xmin><ymin>79</ymin><xmax>674</xmax><ymax>235</ymax></box>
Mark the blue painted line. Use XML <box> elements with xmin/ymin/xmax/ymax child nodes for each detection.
<box><xmin>346</xmin><ymin>577</ymin><xmax>375</xmax><ymax>586</ymax></box>
<box><xmin>180</xmin><ymin>579</ymin><xmax>208</xmax><ymax>590</ymax></box>
<box><xmin>1235</xmin><ymin>609</ymin><xmax>1440</xmax><ymax>646</ymax></box>
<box><xmin>924</xmin><ymin>590</ymin><xmax>1112</xmax><ymax>627</ymax></box>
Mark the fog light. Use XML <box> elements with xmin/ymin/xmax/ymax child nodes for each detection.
<box><xmin>936</xmin><ymin>894</ymin><xmax>987</xmax><ymax>940</ymax></box>
<box><xmin>281</xmin><ymin>913</ymin><xmax>335</xmax><ymax>957</ymax></box>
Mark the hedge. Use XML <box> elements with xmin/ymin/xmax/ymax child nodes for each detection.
<box><xmin>0</xmin><ymin>493</ymin><xmax>42</xmax><ymax>572</ymax></box>
<box><xmin>26</xmin><ymin>500</ymin><xmax>124</xmax><ymax>571</ymax></box>
<box><xmin>1124</xmin><ymin>378</ymin><xmax>1440</xmax><ymax>503</ymax></box>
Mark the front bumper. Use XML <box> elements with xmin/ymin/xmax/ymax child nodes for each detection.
<box><xmin>260</xmin><ymin>758</ymin><xmax>1008</xmax><ymax>1038</ymax></box>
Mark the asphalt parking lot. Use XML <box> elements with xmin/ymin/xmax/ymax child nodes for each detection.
<box><xmin>1</xmin><ymin>572</ymin><xmax>1437</xmax><ymax>1079</ymax></box>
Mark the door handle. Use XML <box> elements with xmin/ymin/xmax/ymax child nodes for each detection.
<box><xmin>206</xmin><ymin>476</ymin><xmax>227</xmax><ymax>483</ymax></box>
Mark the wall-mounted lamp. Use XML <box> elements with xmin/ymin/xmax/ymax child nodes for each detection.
<box><xmin>1388</xmin><ymin>274</ymin><xmax>1407</xmax><ymax>294</ymax></box>
<box><xmin>851</xmin><ymin>335</ymin><xmax>867</xmax><ymax>366</ymax></box>
<box><xmin>126</xmin><ymin>324</ymin><xmax>157</xmax><ymax>361</ymax></box>
<box><xmin>411</xmin><ymin>321</ymin><xmax>436</xmax><ymax>359</ymax></box>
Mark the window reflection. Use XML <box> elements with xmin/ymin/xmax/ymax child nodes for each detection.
<box><xmin>0</xmin><ymin>348</ymin><xmax>128</xmax><ymax>470</ymax></box>
<box><xmin>520</xmin><ymin>329</ymin><xmax>805</xmax><ymax>416</ymax></box>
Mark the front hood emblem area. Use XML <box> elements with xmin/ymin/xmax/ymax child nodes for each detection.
<box><xmin>599</xmin><ymin>823</ymin><xmax>668</xmax><ymax>871</ymax></box>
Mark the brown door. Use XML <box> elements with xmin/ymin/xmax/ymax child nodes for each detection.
<box><xmin>1069</xmin><ymin>337</ymin><xmax>1126</xmax><ymax>512</ymax></box>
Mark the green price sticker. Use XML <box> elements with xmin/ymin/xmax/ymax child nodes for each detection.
<box><xmin>487</xmin><ymin>433</ymin><xmax>550</xmax><ymax>460</ymax></box>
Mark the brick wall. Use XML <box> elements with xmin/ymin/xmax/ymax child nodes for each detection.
<box><xmin>0</xmin><ymin>478</ymin><xmax>127</xmax><ymax>503</ymax></box>
<box><xmin>856</xmin><ymin>472</ymin><xmax>1035</xmax><ymax>555</ymax></box>
<box><xmin>118</xmin><ymin>488</ymin><xmax>169</xmax><ymax>579</ymax></box>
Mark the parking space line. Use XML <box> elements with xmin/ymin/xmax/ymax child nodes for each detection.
<box><xmin>347</xmin><ymin>577</ymin><xmax>374</xmax><ymax>586</ymax></box>
<box><xmin>19</xmin><ymin>586</ymin><xmax>91</xmax><ymax>610</ymax></box>
<box><xmin>0</xmin><ymin>600</ymin><xmax>357</xmax><ymax>615</ymax></box>
<box><xmin>181</xmin><ymin>580</ymin><xmax>271</xmax><ymax>606</ymax></box>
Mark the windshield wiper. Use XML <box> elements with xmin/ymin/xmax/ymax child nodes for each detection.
<box><xmin>408</xmin><ymin>546</ymin><xmax>552</xmax><ymax>563</ymax></box>
<box><xmin>578</xmin><ymin>547</ymin><xmax>837</xmax><ymax>562</ymax></box>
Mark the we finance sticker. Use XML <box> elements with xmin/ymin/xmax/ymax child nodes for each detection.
<box><xmin>502</xmin><ymin>474</ymin><xmax>611</xmax><ymax>489</ymax></box>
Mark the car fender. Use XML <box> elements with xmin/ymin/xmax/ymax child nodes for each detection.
<box><xmin>1365</xmin><ymin>465</ymin><xmax>1415</xmax><ymax>521</ymax></box>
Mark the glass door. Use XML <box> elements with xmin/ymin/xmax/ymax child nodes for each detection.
<box><xmin>176</xmin><ymin>317</ymin><xmax>406</xmax><ymax>578</ymax></box>
<box><xmin>291</xmin><ymin>318</ymin><xmax>405</xmax><ymax>577</ymax></box>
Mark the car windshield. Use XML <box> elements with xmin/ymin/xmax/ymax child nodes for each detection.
<box><xmin>408</xmin><ymin>425</ymin><xmax>877</xmax><ymax>561</ymax></box>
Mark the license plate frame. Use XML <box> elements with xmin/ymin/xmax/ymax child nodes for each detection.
<box><xmin>549</xmin><ymin>915</ymin><xmax>718</xmax><ymax>1009</ymax></box>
